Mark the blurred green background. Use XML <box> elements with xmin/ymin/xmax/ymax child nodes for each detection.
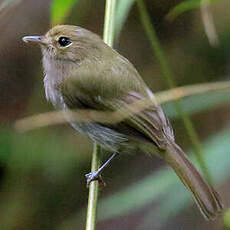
<box><xmin>0</xmin><ymin>0</ymin><xmax>230</xmax><ymax>229</ymax></box>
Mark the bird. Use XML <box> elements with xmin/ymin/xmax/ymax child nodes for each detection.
<box><xmin>22</xmin><ymin>25</ymin><xmax>223</xmax><ymax>220</ymax></box>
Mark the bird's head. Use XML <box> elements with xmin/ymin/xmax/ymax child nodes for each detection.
<box><xmin>23</xmin><ymin>25</ymin><xmax>105</xmax><ymax>63</ymax></box>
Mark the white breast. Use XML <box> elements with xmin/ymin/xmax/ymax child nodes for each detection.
<box><xmin>42</xmin><ymin>51</ymin><xmax>67</xmax><ymax>109</ymax></box>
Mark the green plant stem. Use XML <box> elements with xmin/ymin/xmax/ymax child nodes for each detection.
<box><xmin>85</xmin><ymin>1</ymin><xmax>117</xmax><ymax>230</ymax></box>
<box><xmin>223</xmin><ymin>208</ymin><xmax>230</xmax><ymax>230</ymax></box>
<box><xmin>86</xmin><ymin>143</ymin><xmax>101</xmax><ymax>230</ymax></box>
<box><xmin>103</xmin><ymin>0</ymin><xmax>116</xmax><ymax>46</ymax></box>
<box><xmin>137</xmin><ymin>0</ymin><xmax>211</xmax><ymax>183</ymax></box>
<box><xmin>200</xmin><ymin>0</ymin><xmax>219</xmax><ymax>46</ymax></box>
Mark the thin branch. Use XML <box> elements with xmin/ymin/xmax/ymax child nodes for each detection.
<box><xmin>14</xmin><ymin>81</ymin><xmax>230</xmax><ymax>132</ymax></box>
<box><xmin>156</xmin><ymin>81</ymin><xmax>230</xmax><ymax>104</ymax></box>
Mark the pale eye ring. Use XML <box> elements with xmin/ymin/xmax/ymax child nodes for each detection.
<box><xmin>58</xmin><ymin>37</ymin><xmax>71</xmax><ymax>47</ymax></box>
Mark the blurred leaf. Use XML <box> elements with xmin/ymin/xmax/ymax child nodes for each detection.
<box><xmin>51</xmin><ymin>0</ymin><xmax>79</xmax><ymax>25</ymax></box>
<box><xmin>0</xmin><ymin>127</ymin><xmax>14</xmax><ymax>163</ymax></box>
<box><xmin>98</xmin><ymin>127</ymin><xmax>230</xmax><ymax>225</ymax></box>
<box><xmin>163</xmin><ymin>91</ymin><xmax>230</xmax><ymax>118</ymax></box>
<box><xmin>0</xmin><ymin>128</ymin><xmax>90</xmax><ymax>183</ymax></box>
<box><xmin>114</xmin><ymin>0</ymin><xmax>135</xmax><ymax>39</ymax></box>
<box><xmin>166</xmin><ymin>0</ymin><xmax>221</xmax><ymax>21</ymax></box>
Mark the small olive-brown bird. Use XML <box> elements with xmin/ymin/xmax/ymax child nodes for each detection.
<box><xmin>23</xmin><ymin>25</ymin><xmax>223</xmax><ymax>219</ymax></box>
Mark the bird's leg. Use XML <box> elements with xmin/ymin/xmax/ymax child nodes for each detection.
<box><xmin>85</xmin><ymin>152</ymin><xmax>117</xmax><ymax>187</ymax></box>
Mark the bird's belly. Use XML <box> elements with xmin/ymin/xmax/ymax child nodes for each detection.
<box><xmin>46</xmin><ymin>89</ymin><xmax>127</xmax><ymax>152</ymax></box>
<box><xmin>46</xmin><ymin>87</ymin><xmax>139</xmax><ymax>153</ymax></box>
<box><xmin>69</xmin><ymin>121</ymin><xmax>128</xmax><ymax>152</ymax></box>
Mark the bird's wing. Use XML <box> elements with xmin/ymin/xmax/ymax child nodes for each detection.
<box><xmin>104</xmin><ymin>91</ymin><xmax>175</xmax><ymax>149</ymax></box>
<box><xmin>60</xmin><ymin>72</ymin><xmax>174</xmax><ymax>149</ymax></box>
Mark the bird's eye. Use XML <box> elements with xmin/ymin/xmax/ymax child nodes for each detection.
<box><xmin>58</xmin><ymin>37</ymin><xmax>71</xmax><ymax>47</ymax></box>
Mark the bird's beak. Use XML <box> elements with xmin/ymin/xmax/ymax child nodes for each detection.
<box><xmin>22</xmin><ymin>35</ymin><xmax>47</xmax><ymax>45</ymax></box>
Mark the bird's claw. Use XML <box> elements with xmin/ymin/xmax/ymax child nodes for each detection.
<box><xmin>85</xmin><ymin>171</ymin><xmax>106</xmax><ymax>187</ymax></box>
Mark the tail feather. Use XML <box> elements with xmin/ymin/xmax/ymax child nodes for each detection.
<box><xmin>164</xmin><ymin>141</ymin><xmax>223</xmax><ymax>220</ymax></box>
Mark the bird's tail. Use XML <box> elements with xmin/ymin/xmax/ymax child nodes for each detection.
<box><xmin>163</xmin><ymin>140</ymin><xmax>223</xmax><ymax>220</ymax></box>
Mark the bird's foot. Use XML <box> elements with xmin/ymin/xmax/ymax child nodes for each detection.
<box><xmin>85</xmin><ymin>171</ymin><xmax>106</xmax><ymax>187</ymax></box>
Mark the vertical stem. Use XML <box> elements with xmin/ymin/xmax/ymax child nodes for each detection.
<box><xmin>86</xmin><ymin>143</ymin><xmax>101</xmax><ymax>230</ymax></box>
<box><xmin>85</xmin><ymin>1</ymin><xmax>117</xmax><ymax>230</ymax></box>
<box><xmin>200</xmin><ymin>0</ymin><xmax>219</xmax><ymax>47</ymax></box>
<box><xmin>223</xmin><ymin>208</ymin><xmax>230</xmax><ymax>230</ymax></box>
<box><xmin>137</xmin><ymin>0</ymin><xmax>211</xmax><ymax>183</ymax></box>
<box><xmin>103</xmin><ymin>0</ymin><xmax>116</xmax><ymax>46</ymax></box>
